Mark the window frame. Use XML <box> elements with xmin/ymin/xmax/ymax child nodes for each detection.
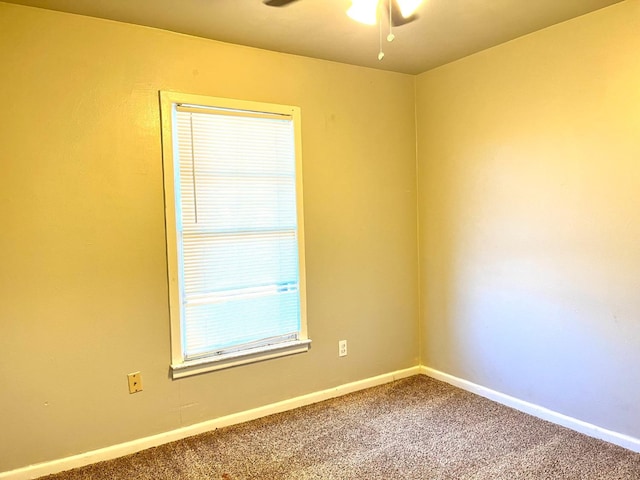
<box><xmin>159</xmin><ymin>91</ymin><xmax>309</xmax><ymax>378</ymax></box>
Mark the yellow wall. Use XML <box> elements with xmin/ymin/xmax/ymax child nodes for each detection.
<box><xmin>417</xmin><ymin>0</ymin><xmax>640</xmax><ymax>438</ymax></box>
<box><xmin>0</xmin><ymin>3</ymin><xmax>418</xmax><ymax>470</ymax></box>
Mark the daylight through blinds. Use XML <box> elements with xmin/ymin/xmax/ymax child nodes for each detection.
<box><xmin>174</xmin><ymin>105</ymin><xmax>301</xmax><ymax>359</ymax></box>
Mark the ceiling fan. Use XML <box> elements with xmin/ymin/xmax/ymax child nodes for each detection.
<box><xmin>263</xmin><ymin>0</ymin><xmax>421</xmax><ymax>27</ymax></box>
<box><xmin>263</xmin><ymin>0</ymin><xmax>423</xmax><ymax>61</ymax></box>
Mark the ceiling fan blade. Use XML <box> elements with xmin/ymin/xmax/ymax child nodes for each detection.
<box><xmin>388</xmin><ymin>0</ymin><xmax>418</xmax><ymax>26</ymax></box>
<box><xmin>263</xmin><ymin>0</ymin><xmax>301</xmax><ymax>6</ymax></box>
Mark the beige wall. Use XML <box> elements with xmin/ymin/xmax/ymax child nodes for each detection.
<box><xmin>417</xmin><ymin>0</ymin><xmax>640</xmax><ymax>439</ymax></box>
<box><xmin>0</xmin><ymin>3</ymin><xmax>419</xmax><ymax>471</ymax></box>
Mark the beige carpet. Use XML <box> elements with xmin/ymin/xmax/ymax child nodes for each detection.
<box><xmin>42</xmin><ymin>375</ymin><xmax>640</xmax><ymax>479</ymax></box>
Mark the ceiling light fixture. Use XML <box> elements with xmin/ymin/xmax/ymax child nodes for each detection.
<box><xmin>347</xmin><ymin>0</ymin><xmax>422</xmax><ymax>26</ymax></box>
<box><xmin>347</xmin><ymin>0</ymin><xmax>379</xmax><ymax>26</ymax></box>
<box><xmin>347</xmin><ymin>0</ymin><xmax>423</xmax><ymax>61</ymax></box>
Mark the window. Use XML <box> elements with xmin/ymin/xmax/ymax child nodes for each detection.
<box><xmin>160</xmin><ymin>92</ymin><xmax>309</xmax><ymax>378</ymax></box>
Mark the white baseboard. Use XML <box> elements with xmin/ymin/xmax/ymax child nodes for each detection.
<box><xmin>0</xmin><ymin>366</ymin><xmax>420</xmax><ymax>480</ymax></box>
<box><xmin>420</xmin><ymin>365</ymin><xmax>640</xmax><ymax>453</ymax></box>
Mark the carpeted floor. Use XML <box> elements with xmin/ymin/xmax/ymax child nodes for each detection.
<box><xmin>42</xmin><ymin>375</ymin><xmax>640</xmax><ymax>479</ymax></box>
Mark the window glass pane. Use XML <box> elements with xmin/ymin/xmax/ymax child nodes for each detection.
<box><xmin>182</xmin><ymin>233</ymin><xmax>299</xmax><ymax>295</ymax></box>
<box><xmin>173</xmin><ymin>104</ymin><xmax>303</xmax><ymax>362</ymax></box>
<box><xmin>184</xmin><ymin>290</ymin><xmax>301</xmax><ymax>357</ymax></box>
<box><xmin>180</xmin><ymin>177</ymin><xmax>297</xmax><ymax>234</ymax></box>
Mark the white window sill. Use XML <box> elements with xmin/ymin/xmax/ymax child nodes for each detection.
<box><xmin>171</xmin><ymin>339</ymin><xmax>311</xmax><ymax>379</ymax></box>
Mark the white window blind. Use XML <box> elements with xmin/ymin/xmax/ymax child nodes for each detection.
<box><xmin>161</xmin><ymin>92</ymin><xmax>309</xmax><ymax>376</ymax></box>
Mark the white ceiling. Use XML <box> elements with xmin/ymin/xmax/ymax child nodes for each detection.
<box><xmin>4</xmin><ymin>0</ymin><xmax>624</xmax><ymax>74</ymax></box>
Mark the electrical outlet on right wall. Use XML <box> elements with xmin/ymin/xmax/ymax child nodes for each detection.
<box><xmin>338</xmin><ymin>340</ymin><xmax>347</xmax><ymax>357</ymax></box>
